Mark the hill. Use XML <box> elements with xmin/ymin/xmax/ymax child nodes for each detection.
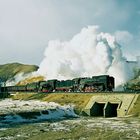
<box><xmin>124</xmin><ymin>68</ymin><xmax>140</xmax><ymax>91</ymax></box>
<box><xmin>0</xmin><ymin>63</ymin><xmax>39</xmax><ymax>82</ymax></box>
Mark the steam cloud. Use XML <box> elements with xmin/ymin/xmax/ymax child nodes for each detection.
<box><xmin>38</xmin><ymin>26</ymin><xmax>136</xmax><ymax>88</ymax></box>
<box><xmin>6</xmin><ymin>72</ymin><xmax>40</xmax><ymax>86</ymax></box>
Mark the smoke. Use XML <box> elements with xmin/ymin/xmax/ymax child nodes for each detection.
<box><xmin>38</xmin><ymin>26</ymin><xmax>136</xmax><ymax>88</ymax></box>
<box><xmin>6</xmin><ymin>72</ymin><xmax>41</xmax><ymax>86</ymax></box>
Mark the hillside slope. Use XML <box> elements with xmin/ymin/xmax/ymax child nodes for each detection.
<box><xmin>124</xmin><ymin>68</ymin><xmax>140</xmax><ymax>91</ymax></box>
<box><xmin>0</xmin><ymin>63</ymin><xmax>39</xmax><ymax>81</ymax></box>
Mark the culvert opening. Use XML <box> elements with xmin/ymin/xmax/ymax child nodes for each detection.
<box><xmin>104</xmin><ymin>103</ymin><xmax>119</xmax><ymax>117</ymax></box>
<box><xmin>90</xmin><ymin>102</ymin><xmax>105</xmax><ymax>117</ymax></box>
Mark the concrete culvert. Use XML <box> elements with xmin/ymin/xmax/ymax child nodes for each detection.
<box><xmin>90</xmin><ymin>102</ymin><xmax>105</xmax><ymax>117</ymax></box>
<box><xmin>104</xmin><ymin>102</ymin><xmax>119</xmax><ymax>117</ymax></box>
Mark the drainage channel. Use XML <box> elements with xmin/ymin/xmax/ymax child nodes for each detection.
<box><xmin>90</xmin><ymin>102</ymin><xmax>119</xmax><ymax>117</ymax></box>
<box><xmin>104</xmin><ymin>102</ymin><xmax>119</xmax><ymax>117</ymax></box>
<box><xmin>90</xmin><ymin>102</ymin><xmax>105</xmax><ymax>117</ymax></box>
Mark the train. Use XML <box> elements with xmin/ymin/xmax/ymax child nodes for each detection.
<box><xmin>1</xmin><ymin>75</ymin><xmax>115</xmax><ymax>93</ymax></box>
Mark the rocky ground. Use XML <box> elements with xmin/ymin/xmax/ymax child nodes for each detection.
<box><xmin>0</xmin><ymin>99</ymin><xmax>139</xmax><ymax>140</ymax></box>
<box><xmin>0</xmin><ymin>117</ymin><xmax>140</xmax><ymax>140</ymax></box>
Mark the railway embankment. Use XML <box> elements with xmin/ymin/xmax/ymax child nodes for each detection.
<box><xmin>9</xmin><ymin>92</ymin><xmax>140</xmax><ymax>117</ymax></box>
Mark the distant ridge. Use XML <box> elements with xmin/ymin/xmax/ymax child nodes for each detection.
<box><xmin>0</xmin><ymin>63</ymin><xmax>39</xmax><ymax>81</ymax></box>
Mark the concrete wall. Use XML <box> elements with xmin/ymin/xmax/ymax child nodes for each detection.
<box><xmin>82</xmin><ymin>93</ymin><xmax>139</xmax><ymax>117</ymax></box>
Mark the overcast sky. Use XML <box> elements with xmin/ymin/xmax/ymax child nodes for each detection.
<box><xmin>0</xmin><ymin>0</ymin><xmax>140</xmax><ymax>65</ymax></box>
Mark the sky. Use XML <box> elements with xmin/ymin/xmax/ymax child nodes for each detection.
<box><xmin>0</xmin><ymin>0</ymin><xmax>140</xmax><ymax>65</ymax></box>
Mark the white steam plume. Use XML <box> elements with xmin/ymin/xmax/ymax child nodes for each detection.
<box><xmin>38</xmin><ymin>26</ymin><xmax>135</xmax><ymax>88</ymax></box>
<box><xmin>6</xmin><ymin>72</ymin><xmax>41</xmax><ymax>86</ymax></box>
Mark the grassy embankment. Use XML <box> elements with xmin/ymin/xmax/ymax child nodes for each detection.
<box><xmin>11</xmin><ymin>93</ymin><xmax>94</xmax><ymax>114</ymax></box>
<box><xmin>11</xmin><ymin>92</ymin><xmax>140</xmax><ymax>116</ymax></box>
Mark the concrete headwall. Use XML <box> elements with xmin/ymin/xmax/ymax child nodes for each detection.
<box><xmin>82</xmin><ymin>93</ymin><xmax>139</xmax><ymax>117</ymax></box>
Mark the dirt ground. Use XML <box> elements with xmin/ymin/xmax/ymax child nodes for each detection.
<box><xmin>0</xmin><ymin>117</ymin><xmax>140</xmax><ymax>140</ymax></box>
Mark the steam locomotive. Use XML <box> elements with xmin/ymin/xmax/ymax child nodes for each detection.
<box><xmin>1</xmin><ymin>75</ymin><xmax>115</xmax><ymax>93</ymax></box>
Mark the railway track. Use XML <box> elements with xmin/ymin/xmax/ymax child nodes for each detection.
<box><xmin>3</xmin><ymin>91</ymin><xmax>140</xmax><ymax>94</ymax></box>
